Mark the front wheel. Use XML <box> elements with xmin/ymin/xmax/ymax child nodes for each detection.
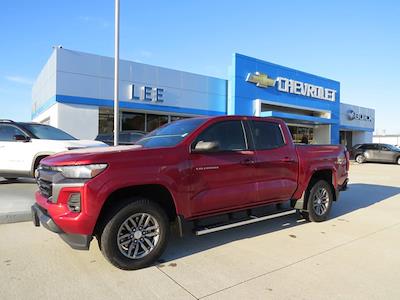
<box><xmin>305</xmin><ymin>180</ymin><xmax>333</xmax><ymax>222</ymax></box>
<box><xmin>100</xmin><ymin>198</ymin><xmax>170</xmax><ymax>270</ymax></box>
<box><xmin>397</xmin><ymin>157</ymin><xmax>400</xmax><ymax>165</ymax></box>
<box><xmin>355</xmin><ymin>154</ymin><xmax>365</xmax><ymax>164</ymax></box>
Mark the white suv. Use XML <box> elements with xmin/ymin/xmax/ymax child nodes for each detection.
<box><xmin>0</xmin><ymin>120</ymin><xmax>107</xmax><ymax>179</ymax></box>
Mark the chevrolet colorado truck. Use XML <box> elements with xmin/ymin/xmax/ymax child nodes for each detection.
<box><xmin>32</xmin><ymin>116</ymin><xmax>349</xmax><ymax>270</ymax></box>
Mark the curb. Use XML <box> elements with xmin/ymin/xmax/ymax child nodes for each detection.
<box><xmin>0</xmin><ymin>211</ymin><xmax>32</xmax><ymax>225</ymax></box>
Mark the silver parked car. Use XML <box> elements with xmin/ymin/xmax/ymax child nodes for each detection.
<box><xmin>351</xmin><ymin>143</ymin><xmax>400</xmax><ymax>164</ymax></box>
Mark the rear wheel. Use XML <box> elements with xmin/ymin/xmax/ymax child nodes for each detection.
<box><xmin>355</xmin><ymin>154</ymin><xmax>365</xmax><ymax>164</ymax></box>
<box><xmin>304</xmin><ymin>180</ymin><xmax>333</xmax><ymax>222</ymax></box>
<box><xmin>397</xmin><ymin>157</ymin><xmax>400</xmax><ymax>165</ymax></box>
<box><xmin>100</xmin><ymin>198</ymin><xmax>169</xmax><ymax>270</ymax></box>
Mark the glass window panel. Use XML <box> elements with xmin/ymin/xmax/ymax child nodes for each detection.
<box><xmin>147</xmin><ymin>114</ymin><xmax>169</xmax><ymax>132</ymax></box>
<box><xmin>122</xmin><ymin>112</ymin><xmax>145</xmax><ymax>131</ymax></box>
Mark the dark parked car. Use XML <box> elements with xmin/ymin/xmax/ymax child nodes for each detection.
<box><xmin>95</xmin><ymin>131</ymin><xmax>145</xmax><ymax>145</ymax></box>
<box><xmin>350</xmin><ymin>143</ymin><xmax>400</xmax><ymax>164</ymax></box>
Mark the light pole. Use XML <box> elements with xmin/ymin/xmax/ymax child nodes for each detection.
<box><xmin>113</xmin><ymin>0</ymin><xmax>120</xmax><ymax>146</ymax></box>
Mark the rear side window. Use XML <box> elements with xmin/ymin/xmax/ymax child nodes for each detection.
<box><xmin>194</xmin><ymin>120</ymin><xmax>247</xmax><ymax>151</ymax></box>
<box><xmin>362</xmin><ymin>144</ymin><xmax>378</xmax><ymax>150</ymax></box>
<box><xmin>251</xmin><ymin>121</ymin><xmax>285</xmax><ymax>150</ymax></box>
<box><xmin>0</xmin><ymin>124</ymin><xmax>26</xmax><ymax>141</ymax></box>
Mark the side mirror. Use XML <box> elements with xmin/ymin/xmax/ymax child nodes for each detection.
<box><xmin>14</xmin><ymin>135</ymin><xmax>30</xmax><ymax>142</ymax></box>
<box><xmin>192</xmin><ymin>141</ymin><xmax>220</xmax><ymax>153</ymax></box>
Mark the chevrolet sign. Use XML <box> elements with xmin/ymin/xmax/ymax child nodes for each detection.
<box><xmin>245</xmin><ymin>72</ymin><xmax>275</xmax><ymax>88</ymax></box>
<box><xmin>246</xmin><ymin>72</ymin><xmax>337</xmax><ymax>102</ymax></box>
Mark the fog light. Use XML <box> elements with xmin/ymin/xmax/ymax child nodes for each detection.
<box><xmin>67</xmin><ymin>193</ymin><xmax>81</xmax><ymax>212</ymax></box>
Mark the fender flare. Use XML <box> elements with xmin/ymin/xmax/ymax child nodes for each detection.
<box><xmin>31</xmin><ymin>152</ymin><xmax>54</xmax><ymax>176</ymax></box>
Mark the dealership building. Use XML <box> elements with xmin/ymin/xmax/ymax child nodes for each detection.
<box><xmin>32</xmin><ymin>48</ymin><xmax>375</xmax><ymax>147</ymax></box>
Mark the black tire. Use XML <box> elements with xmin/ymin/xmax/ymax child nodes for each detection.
<box><xmin>100</xmin><ymin>198</ymin><xmax>169</xmax><ymax>270</ymax></box>
<box><xmin>397</xmin><ymin>156</ymin><xmax>400</xmax><ymax>165</ymax></box>
<box><xmin>355</xmin><ymin>154</ymin><xmax>365</xmax><ymax>164</ymax></box>
<box><xmin>305</xmin><ymin>180</ymin><xmax>333</xmax><ymax>222</ymax></box>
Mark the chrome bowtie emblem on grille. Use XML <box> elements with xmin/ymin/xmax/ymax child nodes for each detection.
<box><xmin>246</xmin><ymin>72</ymin><xmax>276</xmax><ymax>88</ymax></box>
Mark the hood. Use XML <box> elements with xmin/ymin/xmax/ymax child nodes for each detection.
<box><xmin>41</xmin><ymin>145</ymin><xmax>144</xmax><ymax>166</ymax></box>
<box><xmin>61</xmin><ymin>139</ymin><xmax>108</xmax><ymax>149</ymax></box>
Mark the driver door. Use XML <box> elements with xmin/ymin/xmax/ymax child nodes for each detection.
<box><xmin>189</xmin><ymin>120</ymin><xmax>258</xmax><ymax>216</ymax></box>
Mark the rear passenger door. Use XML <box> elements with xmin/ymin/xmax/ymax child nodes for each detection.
<box><xmin>0</xmin><ymin>124</ymin><xmax>31</xmax><ymax>173</ymax></box>
<box><xmin>249</xmin><ymin>120</ymin><xmax>298</xmax><ymax>204</ymax></box>
<box><xmin>364</xmin><ymin>144</ymin><xmax>380</xmax><ymax>161</ymax></box>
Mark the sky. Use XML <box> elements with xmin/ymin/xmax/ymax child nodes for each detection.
<box><xmin>0</xmin><ymin>0</ymin><xmax>399</xmax><ymax>134</ymax></box>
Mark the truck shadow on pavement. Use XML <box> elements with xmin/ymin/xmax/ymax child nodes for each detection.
<box><xmin>159</xmin><ymin>183</ymin><xmax>400</xmax><ymax>264</ymax></box>
<box><xmin>0</xmin><ymin>178</ymin><xmax>36</xmax><ymax>185</ymax></box>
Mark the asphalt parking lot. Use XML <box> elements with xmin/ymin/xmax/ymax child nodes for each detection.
<box><xmin>1</xmin><ymin>163</ymin><xmax>400</xmax><ymax>299</ymax></box>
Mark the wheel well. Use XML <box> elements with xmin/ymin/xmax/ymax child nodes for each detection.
<box><xmin>94</xmin><ymin>184</ymin><xmax>177</xmax><ymax>235</ymax></box>
<box><xmin>32</xmin><ymin>155</ymin><xmax>48</xmax><ymax>174</ymax></box>
<box><xmin>305</xmin><ymin>169</ymin><xmax>336</xmax><ymax>204</ymax></box>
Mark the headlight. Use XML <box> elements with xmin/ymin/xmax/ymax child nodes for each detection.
<box><xmin>52</xmin><ymin>164</ymin><xmax>108</xmax><ymax>179</ymax></box>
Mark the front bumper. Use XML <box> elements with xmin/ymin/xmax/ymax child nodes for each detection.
<box><xmin>31</xmin><ymin>203</ymin><xmax>92</xmax><ymax>250</ymax></box>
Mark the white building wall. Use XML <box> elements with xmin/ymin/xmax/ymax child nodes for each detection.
<box><xmin>32</xmin><ymin>103</ymin><xmax>98</xmax><ymax>139</ymax></box>
<box><xmin>373</xmin><ymin>135</ymin><xmax>400</xmax><ymax>146</ymax></box>
<box><xmin>55</xmin><ymin>48</ymin><xmax>227</xmax><ymax>113</ymax></box>
<box><xmin>57</xmin><ymin>103</ymin><xmax>99</xmax><ymax>140</ymax></box>
<box><xmin>353</xmin><ymin>131</ymin><xmax>373</xmax><ymax>145</ymax></box>
<box><xmin>340</xmin><ymin>102</ymin><xmax>375</xmax><ymax>130</ymax></box>
<box><xmin>32</xmin><ymin>50</ymin><xmax>57</xmax><ymax>116</ymax></box>
<box><xmin>314</xmin><ymin>125</ymin><xmax>331</xmax><ymax>144</ymax></box>
<box><xmin>32</xmin><ymin>104</ymin><xmax>59</xmax><ymax>127</ymax></box>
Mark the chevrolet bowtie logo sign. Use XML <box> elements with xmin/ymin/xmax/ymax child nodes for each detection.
<box><xmin>246</xmin><ymin>72</ymin><xmax>275</xmax><ymax>88</ymax></box>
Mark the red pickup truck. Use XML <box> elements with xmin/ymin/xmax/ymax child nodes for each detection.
<box><xmin>32</xmin><ymin>116</ymin><xmax>349</xmax><ymax>270</ymax></box>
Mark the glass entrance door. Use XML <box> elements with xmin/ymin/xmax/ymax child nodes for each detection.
<box><xmin>288</xmin><ymin>126</ymin><xmax>314</xmax><ymax>144</ymax></box>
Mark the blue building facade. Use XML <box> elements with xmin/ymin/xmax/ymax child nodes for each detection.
<box><xmin>229</xmin><ymin>54</ymin><xmax>341</xmax><ymax>144</ymax></box>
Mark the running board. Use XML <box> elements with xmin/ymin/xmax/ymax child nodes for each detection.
<box><xmin>194</xmin><ymin>209</ymin><xmax>297</xmax><ymax>236</ymax></box>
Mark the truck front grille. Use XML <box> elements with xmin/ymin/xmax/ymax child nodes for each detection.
<box><xmin>36</xmin><ymin>164</ymin><xmax>57</xmax><ymax>200</ymax></box>
<box><xmin>38</xmin><ymin>178</ymin><xmax>53</xmax><ymax>199</ymax></box>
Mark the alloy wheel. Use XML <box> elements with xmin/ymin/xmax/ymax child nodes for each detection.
<box><xmin>312</xmin><ymin>186</ymin><xmax>330</xmax><ymax>216</ymax></box>
<box><xmin>117</xmin><ymin>213</ymin><xmax>160</xmax><ymax>259</ymax></box>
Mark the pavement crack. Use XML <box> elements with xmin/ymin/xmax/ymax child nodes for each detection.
<box><xmin>199</xmin><ymin>222</ymin><xmax>400</xmax><ymax>299</ymax></box>
<box><xmin>156</xmin><ymin>265</ymin><xmax>199</xmax><ymax>299</ymax></box>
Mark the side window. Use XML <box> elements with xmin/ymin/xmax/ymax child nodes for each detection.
<box><xmin>194</xmin><ymin>120</ymin><xmax>247</xmax><ymax>151</ymax></box>
<box><xmin>380</xmin><ymin>145</ymin><xmax>389</xmax><ymax>151</ymax></box>
<box><xmin>251</xmin><ymin>121</ymin><xmax>285</xmax><ymax>150</ymax></box>
<box><xmin>0</xmin><ymin>124</ymin><xmax>25</xmax><ymax>141</ymax></box>
<box><xmin>363</xmin><ymin>144</ymin><xmax>376</xmax><ymax>150</ymax></box>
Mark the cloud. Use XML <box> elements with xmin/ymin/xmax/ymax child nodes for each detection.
<box><xmin>5</xmin><ymin>75</ymin><xmax>34</xmax><ymax>85</ymax></box>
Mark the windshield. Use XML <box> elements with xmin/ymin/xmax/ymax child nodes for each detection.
<box><xmin>136</xmin><ymin>118</ymin><xmax>206</xmax><ymax>148</ymax></box>
<box><xmin>23</xmin><ymin>124</ymin><xmax>77</xmax><ymax>140</ymax></box>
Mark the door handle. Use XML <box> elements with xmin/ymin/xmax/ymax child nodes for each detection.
<box><xmin>241</xmin><ymin>158</ymin><xmax>255</xmax><ymax>166</ymax></box>
<box><xmin>281</xmin><ymin>157</ymin><xmax>296</xmax><ymax>163</ymax></box>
